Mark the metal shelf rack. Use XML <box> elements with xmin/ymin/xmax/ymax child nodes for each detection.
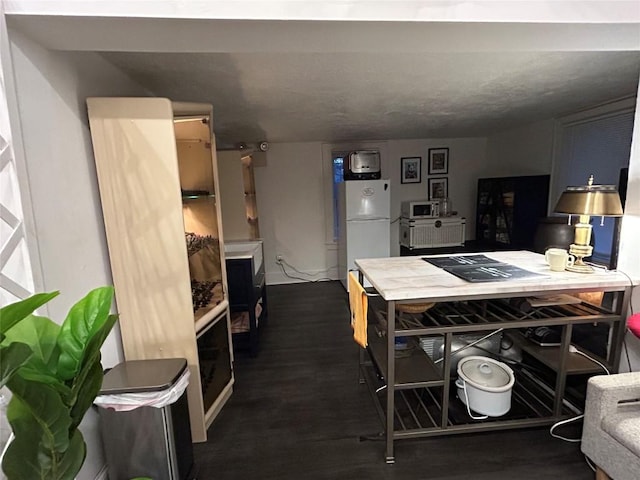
<box><xmin>359</xmin><ymin>290</ymin><xmax>630</xmax><ymax>463</ymax></box>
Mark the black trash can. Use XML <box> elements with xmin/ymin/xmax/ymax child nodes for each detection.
<box><xmin>96</xmin><ymin>358</ymin><xmax>195</xmax><ymax>480</ymax></box>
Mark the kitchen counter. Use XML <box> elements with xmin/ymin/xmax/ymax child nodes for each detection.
<box><xmin>354</xmin><ymin>250</ymin><xmax>636</xmax><ymax>463</ymax></box>
<box><xmin>355</xmin><ymin>250</ymin><xmax>636</xmax><ymax>303</ymax></box>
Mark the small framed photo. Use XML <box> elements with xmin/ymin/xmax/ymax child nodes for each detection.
<box><xmin>401</xmin><ymin>157</ymin><xmax>421</xmax><ymax>184</ymax></box>
<box><xmin>429</xmin><ymin>177</ymin><xmax>448</xmax><ymax>199</ymax></box>
<box><xmin>428</xmin><ymin>147</ymin><xmax>449</xmax><ymax>175</ymax></box>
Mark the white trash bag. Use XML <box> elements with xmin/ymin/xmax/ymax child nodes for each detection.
<box><xmin>94</xmin><ymin>368</ymin><xmax>190</xmax><ymax>411</ymax></box>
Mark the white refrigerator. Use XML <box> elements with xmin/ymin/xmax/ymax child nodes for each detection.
<box><xmin>338</xmin><ymin>179</ymin><xmax>391</xmax><ymax>290</ymax></box>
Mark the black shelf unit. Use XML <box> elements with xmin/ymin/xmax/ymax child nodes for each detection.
<box><xmin>475</xmin><ymin>175</ymin><xmax>550</xmax><ymax>250</ymax></box>
<box><xmin>226</xmin><ymin>256</ymin><xmax>267</xmax><ymax>356</ymax></box>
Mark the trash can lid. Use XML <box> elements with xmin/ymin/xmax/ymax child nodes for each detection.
<box><xmin>99</xmin><ymin>358</ymin><xmax>188</xmax><ymax>395</ymax></box>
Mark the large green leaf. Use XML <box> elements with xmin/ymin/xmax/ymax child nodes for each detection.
<box><xmin>66</xmin><ymin>314</ymin><xmax>117</xmax><ymax>423</ymax></box>
<box><xmin>57</xmin><ymin>287</ymin><xmax>114</xmax><ymax>381</ymax></box>
<box><xmin>0</xmin><ymin>291</ymin><xmax>59</xmax><ymax>341</ymax></box>
<box><xmin>6</xmin><ymin>374</ymin><xmax>72</xmax><ymax>452</ymax></box>
<box><xmin>13</xmin><ymin>365</ymin><xmax>71</xmax><ymax>400</ymax></box>
<box><xmin>3</xmin><ymin>396</ymin><xmax>53</xmax><ymax>480</ymax></box>
<box><xmin>2</xmin><ymin>314</ymin><xmax>61</xmax><ymax>368</ymax></box>
<box><xmin>0</xmin><ymin>342</ymin><xmax>32</xmax><ymax>388</ymax></box>
<box><xmin>52</xmin><ymin>429</ymin><xmax>86</xmax><ymax>480</ymax></box>
<box><xmin>1</xmin><ymin>287</ymin><xmax>117</xmax><ymax>480</ymax></box>
<box><xmin>3</xmin><ymin>398</ymin><xmax>85</xmax><ymax>480</ymax></box>
<box><xmin>69</xmin><ymin>359</ymin><xmax>103</xmax><ymax>430</ymax></box>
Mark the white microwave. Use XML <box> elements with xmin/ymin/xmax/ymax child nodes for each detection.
<box><xmin>401</xmin><ymin>200</ymin><xmax>440</xmax><ymax>219</ymax></box>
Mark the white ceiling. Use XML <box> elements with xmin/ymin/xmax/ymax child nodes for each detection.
<box><xmin>100</xmin><ymin>50</ymin><xmax>640</xmax><ymax>146</ymax></box>
<box><xmin>4</xmin><ymin>4</ymin><xmax>640</xmax><ymax>147</ymax></box>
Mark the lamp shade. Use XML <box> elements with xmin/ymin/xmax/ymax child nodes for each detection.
<box><xmin>554</xmin><ymin>183</ymin><xmax>623</xmax><ymax>216</ymax></box>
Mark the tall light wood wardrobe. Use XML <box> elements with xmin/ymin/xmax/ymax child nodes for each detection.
<box><xmin>87</xmin><ymin>97</ymin><xmax>233</xmax><ymax>442</ymax></box>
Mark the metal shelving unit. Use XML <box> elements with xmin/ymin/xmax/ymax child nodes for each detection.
<box><xmin>359</xmin><ymin>290</ymin><xmax>630</xmax><ymax>463</ymax></box>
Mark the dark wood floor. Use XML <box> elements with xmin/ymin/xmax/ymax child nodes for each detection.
<box><xmin>194</xmin><ymin>281</ymin><xmax>593</xmax><ymax>480</ymax></box>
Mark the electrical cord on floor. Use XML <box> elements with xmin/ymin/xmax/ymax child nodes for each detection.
<box><xmin>278</xmin><ymin>259</ymin><xmax>335</xmax><ymax>283</ymax></box>
<box><xmin>549</xmin><ymin>346</ymin><xmax>611</xmax><ymax>443</ymax></box>
<box><xmin>549</xmin><ymin>414</ymin><xmax>585</xmax><ymax>443</ymax></box>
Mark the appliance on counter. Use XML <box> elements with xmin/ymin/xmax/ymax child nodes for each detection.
<box><xmin>343</xmin><ymin>150</ymin><xmax>381</xmax><ymax>180</ymax></box>
<box><xmin>401</xmin><ymin>199</ymin><xmax>440</xmax><ymax>219</ymax></box>
<box><xmin>338</xmin><ymin>179</ymin><xmax>390</xmax><ymax>290</ymax></box>
<box><xmin>400</xmin><ymin>217</ymin><xmax>466</xmax><ymax>250</ymax></box>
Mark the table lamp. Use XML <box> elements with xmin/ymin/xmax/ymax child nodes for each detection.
<box><xmin>553</xmin><ymin>175</ymin><xmax>623</xmax><ymax>273</ymax></box>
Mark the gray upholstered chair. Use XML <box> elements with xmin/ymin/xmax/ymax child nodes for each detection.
<box><xmin>581</xmin><ymin>372</ymin><xmax>640</xmax><ymax>480</ymax></box>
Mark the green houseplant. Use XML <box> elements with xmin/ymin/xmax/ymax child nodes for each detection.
<box><xmin>0</xmin><ymin>287</ymin><xmax>117</xmax><ymax>480</ymax></box>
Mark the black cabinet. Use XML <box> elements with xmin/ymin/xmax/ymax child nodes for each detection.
<box><xmin>475</xmin><ymin>175</ymin><xmax>550</xmax><ymax>250</ymax></box>
<box><xmin>226</xmin><ymin>256</ymin><xmax>267</xmax><ymax>356</ymax></box>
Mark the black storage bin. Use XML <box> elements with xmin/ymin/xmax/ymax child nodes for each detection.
<box><xmin>97</xmin><ymin>358</ymin><xmax>195</xmax><ymax>480</ymax></box>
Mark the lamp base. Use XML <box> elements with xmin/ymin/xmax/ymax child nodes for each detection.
<box><xmin>567</xmin><ymin>244</ymin><xmax>594</xmax><ymax>274</ymax></box>
<box><xmin>566</xmin><ymin>262</ymin><xmax>594</xmax><ymax>274</ymax></box>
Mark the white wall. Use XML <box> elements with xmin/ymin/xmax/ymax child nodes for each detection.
<box><xmin>258</xmin><ymin>137</ymin><xmax>488</xmax><ymax>283</ymax></box>
<box><xmin>618</xmin><ymin>85</ymin><xmax>640</xmax><ymax>372</ymax></box>
<box><xmin>8</xmin><ymin>29</ymin><xmax>150</xmax><ymax>480</ymax></box>
<box><xmin>385</xmin><ymin>137</ymin><xmax>488</xmax><ymax>256</ymax></box>
<box><xmin>255</xmin><ymin>142</ymin><xmax>332</xmax><ymax>284</ymax></box>
<box><xmin>485</xmin><ymin>119</ymin><xmax>555</xmax><ymax>178</ymax></box>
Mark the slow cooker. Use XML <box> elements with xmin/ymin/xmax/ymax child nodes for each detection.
<box><xmin>456</xmin><ymin>356</ymin><xmax>515</xmax><ymax>418</ymax></box>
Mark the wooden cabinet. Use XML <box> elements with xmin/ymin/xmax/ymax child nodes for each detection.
<box><xmin>476</xmin><ymin>175</ymin><xmax>549</xmax><ymax>250</ymax></box>
<box><xmin>87</xmin><ymin>97</ymin><xmax>234</xmax><ymax>442</ymax></box>
<box><xmin>217</xmin><ymin>150</ymin><xmax>260</xmax><ymax>240</ymax></box>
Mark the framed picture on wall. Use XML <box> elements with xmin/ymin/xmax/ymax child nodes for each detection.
<box><xmin>429</xmin><ymin>177</ymin><xmax>448</xmax><ymax>199</ymax></box>
<box><xmin>401</xmin><ymin>157</ymin><xmax>422</xmax><ymax>184</ymax></box>
<box><xmin>428</xmin><ymin>147</ymin><xmax>449</xmax><ymax>175</ymax></box>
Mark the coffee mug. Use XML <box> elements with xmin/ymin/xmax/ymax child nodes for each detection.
<box><xmin>545</xmin><ymin>248</ymin><xmax>575</xmax><ymax>272</ymax></box>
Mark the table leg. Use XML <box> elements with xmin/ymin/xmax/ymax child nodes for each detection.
<box><xmin>385</xmin><ymin>300</ymin><xmax>395</xmax><ymax>464</ymax></box>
